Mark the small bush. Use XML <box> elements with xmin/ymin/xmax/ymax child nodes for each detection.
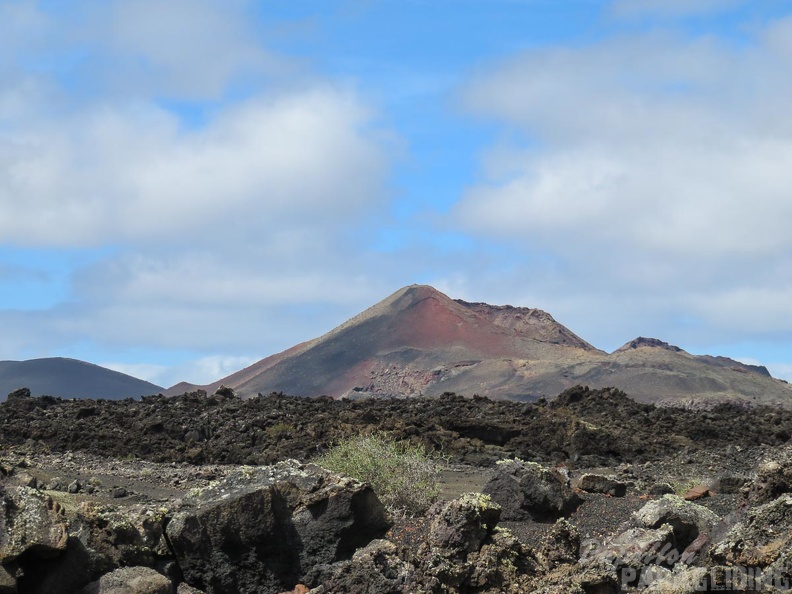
<box><xmin>266</xmin><ymin>421</ymin><xmax>294</xmax><ymax>439</ymax></box>
<box><xmin>317</xmin><ymin>432</ymin><xmax>440</xmax><ymax>515</ymax></box>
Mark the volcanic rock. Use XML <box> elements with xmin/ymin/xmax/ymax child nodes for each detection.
<box><xmin>315</xmin><ymin>492</ymin><xmax>542</xmax><ymax>594</ymax></box>
<box><xmin>649</xmin><ymin>483</ymin><xmax>675</xmax><ymax>496</ymax></box>
<box><xmin>581</xmin><ymin>524</ymin><xmax>678</xmax><ymax>583</ymax></box>
<box><xmin>0</xmin><ymin>486</ymin><xmax>68</xmax><ymax>564</ymax></box>
<box><xmin>682</xmin><ymin>484</ymin><xmax>710</xmax><ymax>501</ymax></box>
<box><xmin>482</xmin><ymin>460</ymin><xmax>582</xmax><ymax>521</ymax></box>
<box><xmin>744</xmin><ymin>451</ymin><xmax>792</xmax><ymax>505</ymax></box>
<box><xmin>575</xmin><ymin>474</ymin><xmax>627</xmax><ymax>497</ymax></box>
<box><xmin>640</xmin><ymin>567</ymin><xmax>709</xmax><ymax>594</ymax></box>
<box><xmin>165</xmin><ymin>460</ymin><xmax>391</xmax><ymax>594</ymax></box>
<box><xmin>79</xmin><ymin>566</ymin><xmax>172</xmax><ymax>594</ymax></box>
<box><xmin>538</xmin><ymin>519</ymin><xmax>580</xmax><ymax>568</ymax></box>
<box><xmin>633</xmin><ymin>495</ymin><xmax>720</xmax><ymax>549</ymax></box>
<box><xmin>710</xmin><ymin>493</ymin><xmax>792</xmax><ymax>571</ymax></box>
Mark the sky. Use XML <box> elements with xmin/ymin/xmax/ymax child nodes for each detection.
<box><xmin>1</xmin><ymin>0</ymin><xmax>791</xmax><ymax>388</ymax></box>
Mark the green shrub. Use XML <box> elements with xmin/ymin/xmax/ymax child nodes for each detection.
<box><xmin>266</xmin><ymin>421</ymin><xmax>294</xmax><ymax>439</ymax></box>
<box><xmin>316</xmin><ymin>432</ymin><xmax>440</xmax><ymax>515</ymax></box>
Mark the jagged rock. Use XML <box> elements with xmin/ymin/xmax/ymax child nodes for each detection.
<box><xmin>633</xmin><ymin>494</ymin><xmax>720</xmax><ymax>549</ymax></box>
<box><xmin>710</xmin><ymin>493</ymin><xmax>792</xmax><ymax>574</ymax></box>
<box><xmin>640</xmin><ymin>566</ymin><xmax>708</xmax><ymax>593</ymax></box>
<box><xmin>463</xmin><ymin>528</ymin><xmax>539</xmax><ymax>593</ymax></box>
<box><xmin>413</xmin><ymin>493</ymin><xmax>540</xmax><ymax>592</ymax></box>
<box><xmin>165</xmin><ymin>460</ymin><xmax>390</xmax><ymax>594</ymax></box>
<box><xmin>575</xmin><ymin>474</ymin><xmax>627</xmax><ymax>497</ymax></box>
<box><xmin>314</xmin><ymin>493</ymin><xmax>541</xmax><ymax>593</ymax></box>
<box><xmin>212</xmin><ymin>385</ymin><xmax>236</xmax><ymax>399</ymax></box>
<box><xmin>79</xmin><ymin>566</ymin><xmax>172</xmax><ymax>594</ymax></box>
<box><xmin>528</xmin><ymin>564</ymin><xmax>621</xmax><ymax>594</ymax></box>
<box><xmin>16</xmin><ymin>502</ymin><xmax>172</xmax><ymax>594</ymax></box>
<box><xmin>111</xmin><ymin>487</ymin><xmax>128</xmax><ymax>498</ymax></box>
<box><xmin>482</xmin><ymin>460</ymin><xmax>582</xmax><ymax>521</ymax></box>
<box><xmin>425</xmin><ymin>492</ymin><xmax>501</xmax><ymax>554</ymax></box>
<box><xmin>581</xmin><ymin>524</ymin><xmax>678</xmax><ymax>586</ymax></box>
<box><xmin>539</xmin><ymin>519</ymin><xmax>580</xmax><ymax>568</ymax></box>
<box><xmin>716</xmin><ymin>475</ymin><xmax>748</xmax><ymax>494</ymax></box>
<box><xmin>6</xmin><ymin>388</ymin><xmax>31</xmax><ymax>401</ymax></box>
<box><xmin>746</xmin><ymin>453</ymin><xmax>792</xmax><ymax>505</ymax></box>
<box><xmin>77</xmin><ymin>504</ymin><xmax>170</xmax><ymax>568</ymax></box>
<box><xmin>0</xmin><ymin>486</ymin><xmax>68</xmax><ymax>564</ymax></box>
<box><xmin>14</xmin><ymin>472</ymin><xmax>37</xmax><ymax>489</ymax></box>
<box><xmin>46</xmin><ymin>477</ymin><xmax>67</xmax><ymax>492</ymax></box>
<box><xmin>309</xmin><ymin>539</ymin><xmax>412</xmax><ymax>594</ymax></box>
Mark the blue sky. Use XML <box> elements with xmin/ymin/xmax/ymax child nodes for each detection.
<box><xmin>1</xmin><ymin>0</ymin><xmax>791</xmax><ymax>387</ymax></box>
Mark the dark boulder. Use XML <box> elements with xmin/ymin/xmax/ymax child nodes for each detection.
<box><xmin>16</xmin><ymin>502</ymin><xmax>172</xmax><ymax>594</ymax></box>
<box><xmin>6</xmin><ymin>388</ymin><xmax>31</xmax><ymax>402</ymax></box>
<box><xmin>745</xmin><ymin>453</ymin><xmax>792</xmax><ymax>505</ymax></box>
<box><xmin>632</xmin><ymin>495</ymin><xmax>720</xmax><ymax>550</ymax></box>
<box><xmin>483</xmin><ymin>460</ymin><xmax>582</xmax><ymax>521</ymax></box>
<box><xmin>575</xmin><ymin>473</ymin><xmax>627</xmax><ymax>497</ymax></box>
<box><xmin>716</xmin><ymin>475</ymin><xmax>748</xmax><ymax>494</ymax></box>
<box><xmin>165</xmin><ymin>460</ymin><xmax>391</xmax><ymax>594</ymax></box>
<box><xmin>710</xmin><ymin>493</ymin><xmax>792</xmax><ymax>573</ymax></box>
<box><xmin>314</xmin><ymin>493</ymin><xmax>541</xmax><ymax>594</ymax></box>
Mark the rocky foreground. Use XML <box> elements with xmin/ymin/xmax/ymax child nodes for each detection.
<box><xmin>1</xmin><ymin>386</ymin><xmax>792</xmax><ymax>593</ymax></box>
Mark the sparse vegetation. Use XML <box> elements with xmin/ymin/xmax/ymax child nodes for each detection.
<box><xmin>316</xmin><ymin>432</ymin><xmax>440</xmax><ymax>515</ymax></box>
<box><xmin>266</xmin><ymin>421</ymin><xmax>294</xmax><ymax>439</ymax></box>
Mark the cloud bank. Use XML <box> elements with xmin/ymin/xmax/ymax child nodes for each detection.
<box><xmin>456</xmin><ymin>20</ymin><xmax>792</xmax><ymax>351</ymax></box>
<box><xmin>0</xmin><ymin>0</ymin><xmax>395</xmax><ymax>384</ymax></box>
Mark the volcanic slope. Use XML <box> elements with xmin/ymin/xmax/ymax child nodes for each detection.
<box><xmin>169</xmin><ymin>285</ymin><xmax>792</xmax><ymax>406</ymax></box>
<box><xmin>0</xmin><ymin>357</ymin><xmax>163</xmax><ymax>401</ymax></box>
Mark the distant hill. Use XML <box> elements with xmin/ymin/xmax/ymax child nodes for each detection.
<box><xmin>167</xmin><ymin>285</ymin><xmax>792</xmax><ymax>407</ymax></box>
<box><xmin>0</xmin><ymin>357</ymin><xmax>163</xmax><ymax>401</ymax></box>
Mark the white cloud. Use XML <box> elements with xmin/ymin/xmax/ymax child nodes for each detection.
<box><xmin>102</xmin><ymin>355</ymin><xmax>258</xmax><ymax>387</ymax></box>
<box><xmin>1</xmin><ymin>2</ymin><xmax>390</xmax><ymax>249</ymax></box>
<box><xmin>0</xmin><ymin>82</ymin><xmax>393</xmax><ymax>361</ymax></box>
<box><xmin>0</xmin><ymin>88</ymin><xmax>386</xmax><ymax>247</ymax></box>
<box><xmin>0</xmin><ymin>0</ymin><xmax>289</xmax><ymax>101</ymax></box>
<box><xmin>453</xmin><ymin>18</ymin><xmax>792</xmax><ymax>355</ymax></box>
<box><xmin>459</xmin><ymin>28</ymin><xmax>792</xmax><ymax>257</ymax></box>
<box><xmin>102</xmin><ymin>0</ymin><xmax>286</xmax><ymax>99</ymax></box>
<box><xmin>0</xmin><ymin>0</ymin><xmax>400</xmax><ymax>384</ymax></box>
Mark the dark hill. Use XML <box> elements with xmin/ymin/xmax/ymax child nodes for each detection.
<box><xmin>0</xmin><ymin>357</ymin><xmax>163</xmax><ymax>401</ymax></box>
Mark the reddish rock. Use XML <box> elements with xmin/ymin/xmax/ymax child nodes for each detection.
<box><xmin>683</xmin><ymin>485</ymin><xmax>711</xmax><ymax>501</ymax></box>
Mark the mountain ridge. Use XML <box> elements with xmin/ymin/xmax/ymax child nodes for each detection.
<box><xmin>166</xmin><ymin>285</ymin><xmax>792</xmax><ymax>406</ymax></box>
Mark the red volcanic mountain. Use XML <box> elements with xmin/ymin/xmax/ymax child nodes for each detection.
<box><xmin>169</xmin><ymin>285</ymin><xmax>792</xmax><ymax>406</ymax></box>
